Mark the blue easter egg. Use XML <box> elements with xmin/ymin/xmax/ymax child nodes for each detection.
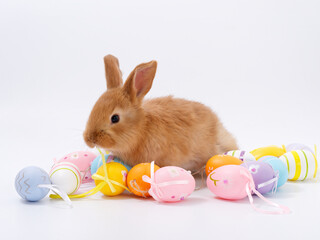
<box><xmin>259</xmin><ymin>156</ymin><xmax>288</xmax><ymax>188</ymax></box>
<box><xmin>90</xmin><ymin>154</ymin><xmax>132</xmax><ymax>176</ymax></box>
<box><xmin>15</xmin><ymin>166</ymin><xmax>51</xmax><ymax>202</ymax></box>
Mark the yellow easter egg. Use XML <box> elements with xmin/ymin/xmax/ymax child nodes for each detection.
<box><xmin>250</xmin><ymin>145</ymin><xmax>286</xmax><ymax>160</ymax></box>
<box><xmin>94</xmin><ymin>162</ymin><xmax>128</xmax><ymax>196</ymax></box>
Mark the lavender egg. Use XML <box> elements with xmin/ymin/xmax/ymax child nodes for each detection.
<box><xmin>241</xmin><ymin>161</ymin><xmax>276</xmax><ymax>194</ymax></box>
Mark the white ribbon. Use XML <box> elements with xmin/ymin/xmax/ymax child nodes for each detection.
<box><xmin>142</xmin><ymin>161</ymin><xmax>189</xmax><ymax>202</ymax></box>
<box><xmin>38</xmin><ymin>184</ymin><xmax>72</xmax><ymax>207</ymax></box>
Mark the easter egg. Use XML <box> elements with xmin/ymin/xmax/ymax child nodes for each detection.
<box><xmin>94</xmin><ymin>162</ymin><xmax>128</xmax><ymax>196</ymax></box>
<box><xmin>205</xmin><ymin>155</ymin><xmax>243</xmax><ymax>176</ymax></box>
<box><xmin>285</xmin><ymin>143</ymin><xmax>314</xmax><ymax>154</ymax></box>
<box><xmin>224</xmin><ymin>150</ymin><xmax>256</xmax><ymax>162</ymax></box>
<box><xmin>15</xmin><ymin>166</ymin><xmax>51</xmax><ymax>202</ymax></box>
<box><xmin>207</xmin><ymin>165</ymin><xmax>253</xmax><ymax>200</ymax></box>
<box><xmin>259</xmin><ymin>156</ymin><xmax>288</xmax><ymax>187</ymax></box>
<box><xmin>127</xmin><ymin>163</ymin><xmax>160</xmax><ymax>197</ymax></box>
<box><xmin>242</xmin><ymin>161</ymin><xmax>276</xmax><ymax>194</ymax></box>
<box><xmin>279</xmin><ymin>150</ymin><xmax>318</xmax><ymax>181</ymax></box>
<box><xmin>143</xmin><ymin>166</ymin><xmax>195</xmax><ymax>202</ymax></box>
<box><xmin>250</xmin><ymin>145</ymin><xmax>286</xmax><ymax>160</ymax></box>
<box><xmin>56</xmin><ymin>151</ymin><xmax>97</xmax><ymax>183</ymax></box>
<box><xmin>49</xmin><ymin>162</ymin><xmax>82</xmax><ymax>195</ymax></box>
<box><xmin>91</xmin><ymin>154</ymin><xmax>132</xmax><ymax>176</ymax></box>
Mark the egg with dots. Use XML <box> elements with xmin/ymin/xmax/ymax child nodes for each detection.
<box><xmin>205</xmin><ymin>155</ymin><xmax>243</xmax><ymax>176</ymax></box>
<box><xmin>94</xmin><ymin>162</ymin><xmax>128</xmax><ymax>196</ymax></box>
<box><xmin>241</xmin><ymin>161</ymin><xmax>277</xmax><ymax>194</ymax></box>
<box><xmin>55</xmin><ymin>151</ymin><xmax>97</xmax><ymax>183</ymax></box>
<box><xmin>207</xmin><ymin>165</ymin><xmax>253</xmax><ymax>200</ymax></box>
<box><xmin>142</xmin><ymin>163</ymin><xmax>195</xmax><ymax>202</ymax></box>
<box><xmin>127</xmin><ymin>163</ymin><xmax>160</xmax><ymax>197</ymax></box>
<box><xmin>206</xmin><ymin>165</ymin><xmax>291</xmax><ymax>214</ymax></box>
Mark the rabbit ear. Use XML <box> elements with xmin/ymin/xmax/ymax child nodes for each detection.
<box><xmin>104</xmin><ymin>55</ymin><xmax>123</xmax><ymax>89</ymax></box>
<box><xmin>123</xmin><ymin>60</ymin><xmax>157</xmax><ymax>101</ymax></box>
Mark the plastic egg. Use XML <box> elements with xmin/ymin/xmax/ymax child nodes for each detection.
<box><xmin>15</xmin><ymin>166</ymin><xmax>51</xmax><ymax>202</ymax></box>
<box><xmin>49</xmin><ymin>162</ymin><xmax>82</xmax><ymax>195</ymax></box>
<box><xmin>285</xmin><ymin>143</ymin><xmax>314</xmax><ymax>154</ymax></box>
<box><xmin>279</xmin><ymin>150</ymin><xmax>318</xmax><ymax>181</ymax></box>
<box><xmin>127</xmin><ymin>163</ymin><xmax>160</xmax><ymax>197</ymax></box>
<box><xmin>224</xmin><ymin>150</ymin><xmax>256</xmax><ymax>162</ymax></box>
<box><xmin>259</xmin><ymin>156</ymin><xmax>288</xmax><ymax>187</ymax></box>
<box><xmin>91</xmin><ymin>154</ymin><xmax>132</xmax><ymax>176</ymax></box>
<box><xmin>56</xmin><ymin>151</ymin><xmax>97</xmax><ymax>183</ymax></box>
<box><xmin>207</xmin><ymin>165</ymin><xmax>253</xmax><ymax>200</ymax></box>
<box><xmin>250</xmin><ymin>145</ymin><xmax>286</xmax><ymax>160</ymax></box>
<box><xmin>242</xmin><ymin>161</ymin><xmax>276</xmax><ymax>194</ymax></box>
<box><xmin>143</xmin><ymin>166</ymin><xmax>195</xmax><ymax>202</ymax></box>
<box><xmin>206</xmin><ymin>155</ymin><xmax>243</xmax><ymax>176</ymax></box>
<box><xmin>94</xmin><ymin>162</ymin><xmax>128</xmax><ymax>196</ymax></box>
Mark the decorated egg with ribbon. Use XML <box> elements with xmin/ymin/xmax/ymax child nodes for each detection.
<box><xmin>279</xmin><ymin>150</ymin><xmax>318</xmax><ymax>181</ymax></box>
<box><xmin>241</xmin><ymin>161</ymin><xmax>277</xmax><ymax>194</ymax></box>
<box><xmin>259</xmin><ymin>156</ymin><xmax>288</xmax><ymax>187</ymax></box>
<box><xmin>206</xmin><ymin>155</ymin><xmax>243</xmax><ymax>176</ymax></box>
<box><xmin>16</xmin><ymin>166</ymin><xmax>72</xmax><ymax>205</ymax></box>
<box><xmin>206</xmin><ymin>165</ymin><xmax>291</xmax><ymax>215</ymax></box>
<box><xmin>224</xmin><ymin>150</ymin><xmax>256</xmax><ymax>162</ymax></box>
<box><xmin>49</xmin><ymin>162</ymin><xmax>82</xmax><ymax>195</ymax></box>
<box><xmin>250</xmin><ymin>145</ymin><xmax>286</xmax><ymax>160</ymax></box>
<box><xmin>15</xmin><ymin>166</ymin><xmax>51</xmax><ymax>201</ymax></box>
<box><xmin>127</xmin><ymin>163</ymin><xmax>160</xmax><ymax>197</ymax></box>
<box><xmin>207</xmin><ymin>165</ymin><xmax>253</xmax><ymax>200</ymax></box>
<box><xmin>142</xmin><ymin>162</ymin><xmax>195</xmax><ymax>202</ymax></box>
<box><xmin>94</xmin><ymin>162</ymin><xmax>128</xmax><ymax>196</ymax></box>
<box><xmin>91</xmin><ymin>154</ymin><xmax>132</xmax><ymax>176</ymax></box>
<box><xmin>56</xmin><ymin>151</ymin><xmax>97</xmax><ymax>183</ymax></box>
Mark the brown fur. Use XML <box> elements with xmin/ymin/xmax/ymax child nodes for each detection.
<box><xmin>83</xmin><ymin>55</ymin><xmax>238</xmax><ymax>171</ymax></box>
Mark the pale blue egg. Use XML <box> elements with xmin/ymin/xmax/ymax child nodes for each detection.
<box><xmin>15</xmin><ymin>166</ymin><xmax>51</xmax><ymax>202</ymax></box>
<box><xmin>90</xmin><ymin>154</ymin><xmax>132</xmax><ymax>176</ymax></box>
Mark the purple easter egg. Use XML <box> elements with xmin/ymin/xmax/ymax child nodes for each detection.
<box><xmin>241</xmin><ymin>161</ymin><xmax>276</xmax><ymax>194</ymax></box>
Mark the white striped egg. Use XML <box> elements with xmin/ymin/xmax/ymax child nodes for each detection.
<box><xmin>279</xmin><ymin>150</ymin><xmax>318</xmax><ymax>181</ymax></box>
<box><xmin>224</xmin><ymin>150</ymin><xmax>256</xmax><ymax>162</ymax></box>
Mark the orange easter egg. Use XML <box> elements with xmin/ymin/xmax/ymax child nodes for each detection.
<box><xmin>205</xmin><ymin>155</ymin><xmax>243</xmax><ymax>176</ymax></box>
<box><xmin>127</xmin><ymin>163</ymin><xmax>160</xmax><ymax>197</ymax></box>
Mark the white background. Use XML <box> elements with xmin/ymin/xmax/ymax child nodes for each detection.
<box><xmin>1</xmin><ymin>1</ymin><xmax>320</xmax><ymax>239</ymax></box>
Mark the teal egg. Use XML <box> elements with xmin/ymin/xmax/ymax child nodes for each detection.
<box><xmin>90</xmin><ymin>154</ymin><xmax>132</xmax><ymax>176</ymax></box>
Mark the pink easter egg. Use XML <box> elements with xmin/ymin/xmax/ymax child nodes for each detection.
<box><xmin>145</xmin><ymin>166</ymin><xmax>196</xmax><ymax>202</ymax></box>
<box><xmin>56</xmin><ymin>151</ymin><xmax>97</xmax><ymax>183</ymax></box>
<box><xmin>206</xmin><ymin>165</ymin><xmax>254</xmax><ymax>200</ymax></box>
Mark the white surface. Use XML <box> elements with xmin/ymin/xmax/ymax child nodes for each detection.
<box><xmin>1</xmin><ymin>1</ymin><xmax>320</xmax><ymax>239</ymax></box>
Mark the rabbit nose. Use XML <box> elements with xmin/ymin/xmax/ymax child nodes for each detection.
<box><xmin>83</xmin><ymin>132</ymin><xmax>97</xmax><ymax>148</ymax></box>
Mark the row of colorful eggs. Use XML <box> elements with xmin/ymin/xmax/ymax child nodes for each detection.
<box><xmin>223</xmin><ymin>144</ymin><xmax>318</xmax><ymax>182</ymax></box>
<box><xmin>206</xmin><ymin>155</ymin><xmax>287</xmax><ymax>198</ymax></box>
<box><xmin>15</xmin><ymin>151</ymin><xmax>196</xmax><ymax>203</ymax></box>
<box><xmin>15</xmin><ymin>143</ymin><xmax>317</xmax><ymax>207</ymax></box>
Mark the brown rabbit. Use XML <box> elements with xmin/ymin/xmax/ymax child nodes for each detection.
<box><xmin>83</xmin><ymin>55</ymin><xmax>238</xmax><ymax>172</ymax></box>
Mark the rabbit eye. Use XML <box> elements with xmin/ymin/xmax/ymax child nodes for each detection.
<box><xmin>111</xmin><ymin>114</ymin><xmax>120</xmax><ymax>124</ymax></box>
